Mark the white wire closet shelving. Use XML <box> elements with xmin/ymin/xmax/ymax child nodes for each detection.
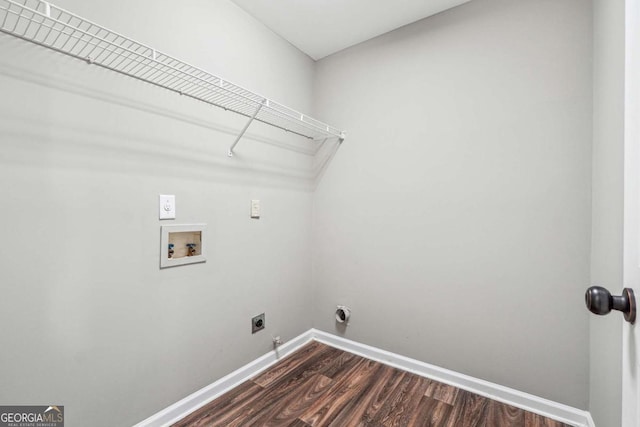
<box><xmin>0</xmin><ymin>0</ymin><xmax>345</xmax><ymax>156</ymax></box>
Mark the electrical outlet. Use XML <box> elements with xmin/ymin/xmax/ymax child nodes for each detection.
<box><xmin>252</xmin><ymin>313</ymin><xmax>265</xmax><ymax>334</ymax></box>
<box><xmin>159</xmin><ymin>195</ymin><xmax>176</xmax><ymax>220</ymax></box>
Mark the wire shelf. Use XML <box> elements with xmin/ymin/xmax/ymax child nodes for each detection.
<box><xmin>0</xmin><ymin>0</ymin><xmax>345</xmax><ymax>148</ymax></box>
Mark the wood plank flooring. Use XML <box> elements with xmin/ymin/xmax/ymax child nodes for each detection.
<box><xmin>172</xmin><ymin>341</ymin><xmax>573</xmax><ymax>427</ymax></box>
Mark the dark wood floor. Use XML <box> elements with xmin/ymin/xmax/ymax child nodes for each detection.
<box><xmin>172</xmin><ymin>341</ymin><xmax>573</xmax><ymax>427</ymax></box>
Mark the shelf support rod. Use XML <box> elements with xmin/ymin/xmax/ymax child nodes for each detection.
<box><xmin>42</xmin><ymin>1</ymin><xmax>51</xmax><ymax>17</ymax></box>
<box><xmin>228</xmin><ymin>99</ymin><xmax>265</xmax><ymax>157</ymax></box>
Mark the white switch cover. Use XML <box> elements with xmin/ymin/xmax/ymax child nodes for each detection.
<box><xmin>251</xmin><ymin>199</ymin><xmax>260</xmax><ymax>219</ymax></box>
<box><xmin>159</xmin><ymin>195</ymin><xmax>176</xmax><ymax>220</ymax></box>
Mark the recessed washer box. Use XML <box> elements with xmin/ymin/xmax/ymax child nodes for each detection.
<box><xmin>160</xmin><ymin>224</ymin><xmax>206</xmax><ymax>268</ymax></box>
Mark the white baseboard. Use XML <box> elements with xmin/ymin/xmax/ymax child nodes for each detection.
<box><xmin>132</xmin><ymin>330</ymin><xmax>315</xmax><ymax>427</ymax></box>
<box><xmin>134</xmin><ymin>328</ymin><xmax>593</xmax><ymax>427</ymax></box>
<box><xmin>310</xmin><ymin>329</ymin><xmax>592</xmax><ymax>427</ymax></box>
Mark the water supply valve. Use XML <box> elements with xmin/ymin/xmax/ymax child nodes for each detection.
<box><xmin>186</xmin><ymin>243</ymin><xmax>197</xmax><ymax>257</ymax></box>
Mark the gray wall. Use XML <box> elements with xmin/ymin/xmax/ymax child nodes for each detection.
<box><xmin>0</xmin><ymin>0</ymin><xmax>608</xmax><ymax>423</ymax></box>
<box><xmin>590</xmin><ymin>0</ymin><xmax>624</xmax><ymax>425</ymax></box>
<box><xmin>0</xmin><ymin>0</ymin><xmax>316</xmax><ymax>426</ymax></box>
<box><xmin>312</xmin><ymin>0</ymin><xmax>592</xmax><ymax>409</ymax></box>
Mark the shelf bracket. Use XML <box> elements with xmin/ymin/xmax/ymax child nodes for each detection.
<box><xmin>228</xmin><ymin>100</ymin><xmax>266</xmax><ymax>157</ymax></box>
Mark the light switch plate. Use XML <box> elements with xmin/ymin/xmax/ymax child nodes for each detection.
<box><xmin>159</xmin><ymin>195</ymin><xmax>176</xmax><ymax>220</ymax></box>
<box><xmin>251</xmin><ymin>199</ymin><xmax>260</xmax><ymax>219</ymax></box>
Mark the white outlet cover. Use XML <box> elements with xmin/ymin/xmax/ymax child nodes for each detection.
<box><xmin>251</xmin><ymin>199</ymin><xmax>260</xmax><ymax>219</ymax></box>
<box><xmin>159</xmin><ymin>195</ymin><xmax>176</xmax><ymax>220</ymax></box>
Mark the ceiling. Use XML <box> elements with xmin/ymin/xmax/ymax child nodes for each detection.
<box><xmin>229</xmin><ymin>0</ymin><xmax>472</xmax><ymax>60</ymax></box>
